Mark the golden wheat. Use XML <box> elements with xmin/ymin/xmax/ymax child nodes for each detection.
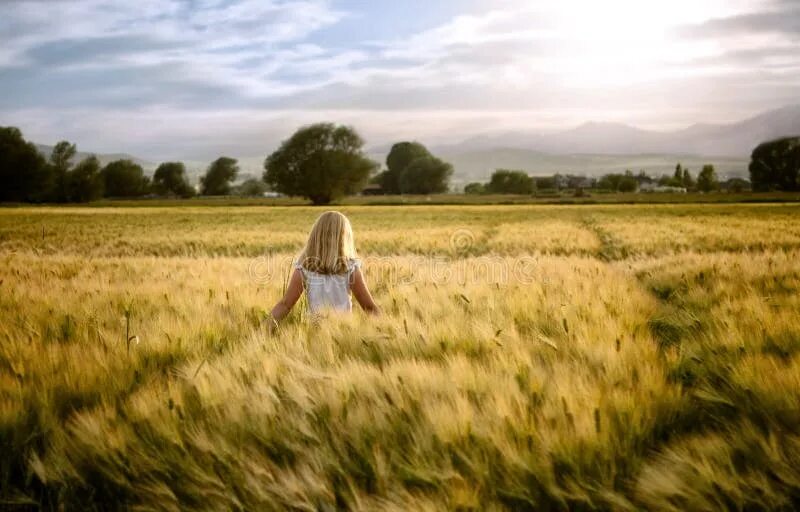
<box><xmin>1</xmin><ymin>203</ymin><xmax>799</xmax><ymax>510</ymax></box>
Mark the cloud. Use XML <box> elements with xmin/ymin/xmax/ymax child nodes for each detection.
<box><xmin>1</xmin><ymin>0</ymin><xmax>798</xmax><ymax>159</ymax></box>
<box><xmin>678</xmin><ymin>0</ymin><xmax>800</xmax><ymax>39</ymax></box>
<box><xmin>669</xmin><ymin>0</ymin><xmax>800</xmax><ymax>106</ymax></box>
<box><xmin>0</xmin><ymin>0</ymin><xmax>349</xmax><ymax>99</ymax></box>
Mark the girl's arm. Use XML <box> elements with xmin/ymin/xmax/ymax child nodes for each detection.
<box><xmin>269</xmin><ymin>268</ymin><xmax>304</xmax><ymax>327</ymax></box>
<box><xmin>351</xmin><ymin>268</ymin><xmax>380</xmax><ymax>315</ymax></box>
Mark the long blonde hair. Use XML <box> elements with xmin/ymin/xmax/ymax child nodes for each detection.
<box><xmin>297</xmin><ymin>211</ymin><xmax>357</xmax><ymax>274</ymax></box>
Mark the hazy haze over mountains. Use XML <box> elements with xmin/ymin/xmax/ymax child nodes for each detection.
<box><xmin>434</xmin><ymin>105</ymin><xmax>800</xmax><ymax>155</ymax></box>
<box><xmin>33</xmin><ymin>105</ymin><xmax>799</xmax><ymax>183</ymax></box>
<box><xmin>390</xmin><ymin>105</ymin><xmax>800</xmax><ymax>182</ymax></box>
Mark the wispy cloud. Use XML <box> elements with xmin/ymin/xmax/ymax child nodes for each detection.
<box><xmin>0</xmin><ymin>0</ymin><xmax>798</xmax><ymax>158</ymax></box>
<box><xmin>1</xmin><ymin>0</ymin><xmax>350</xmax><ymax>97</ymax></box>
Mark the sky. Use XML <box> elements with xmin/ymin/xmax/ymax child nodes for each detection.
<box><xmin>1</xmin><ymin>0</ymin><xmax>799</xmax><ymax>161</ymax></box>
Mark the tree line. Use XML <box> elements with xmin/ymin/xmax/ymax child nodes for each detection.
<box><xmin>468</xmin><ymin>138</ymin><xmax>799</xmax><ymax>194</ymax></box>
<box><xmin>464</xmin><ymin>137</ymin><xmax>800</xmax><ymax>195</ymax></box>
<box><xmin>464</xmin><ymin>164</ymin><xmax>724</xmax><ymax>195</ymax></box>
<box><xmin>1</xmin><ymin>123</ymin><xmax>454</xmax><ymax>204</ymax></box>
<box><xmin>0</xmin><ymin>126</ymin><xmax>251</xmax><ymax>202</ymax></box>
<box><xmin>1</xmin><ymin>123</ymin><xmax>797</xmax><ymax>203</ymax></box>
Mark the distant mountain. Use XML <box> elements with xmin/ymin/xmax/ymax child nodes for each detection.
<box><xmin>410</xmin><ymin>105</ymin><xmax>798</xmax><ymax>184</ymax></box>
<box><xmin>35</xmin><ymin>144</ymin><xmax>155</xmax><ymax>171</ymax></box>
<box><xmin>434</xmin><ymin>105</ymin><xmax>800</xmax><ymax>157</ymax></box>
<box><xmin>667</xmin><ymin>106</ymin><xmax>800</xmax><ymax>156</ymax></box>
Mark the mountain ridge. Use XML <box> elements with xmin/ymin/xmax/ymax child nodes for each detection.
<box><xmin>29</xmin><ymin>104</ymin><xmax>799</xmax><ymax>183</ymax></box>
<box><xmin>430</xmin><ymin>104</ymin><xmax>800</xmax><ymax>157</ymax></box>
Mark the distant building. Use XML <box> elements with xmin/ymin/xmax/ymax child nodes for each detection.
<box><xmin>263</xmin><ymin>191</ymin><xmax>284</xmax><ymax>198</ymax></box>
<box><xmin>648</xmin><ymin>186</ymin><xmax>687</xmax><ymax>193</ymax></box>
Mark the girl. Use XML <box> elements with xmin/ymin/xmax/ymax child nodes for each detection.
<box><xmin>269</xmin><ymin>211</ymin><xmax>379</xmax><ymax>327</ymax></box>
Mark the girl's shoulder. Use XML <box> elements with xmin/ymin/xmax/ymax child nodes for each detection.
<box><xmin>346</xmin><ymin>258</ymin><xmax>362</xmax><ymax>272</ymax></box>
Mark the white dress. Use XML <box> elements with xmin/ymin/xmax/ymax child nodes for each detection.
<box><xmin>295</xmin><ymin>259</ymin><xmax>360</xmax><ymax>314</ymax></box>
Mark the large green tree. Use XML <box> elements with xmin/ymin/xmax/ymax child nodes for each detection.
<box><xmin>49</xmin><ymin>141</ymin><xmax>77</xmax><ymax>202</ymax></box>
<box><xmin>153</xmin><ymin>162</ymin><xmax>195</xmax><ymax>198</ymax></box>
<box><xmin>749</xmin><ymin>137</ymin><xmax>800</xmax><ymax>191</ymax></box>
<box><xmin>377</xmin><ymin>141</ymin><xmax>453</xmax><ymax>195</ymax></box>
<box><xmin>486</xmin><ymin>169</ymin><xmax>534</xmax><ymax>194</ymax></box>
<box><xmin>263</xmin><ymin>123</ymin><xmax>376</xmax><ymax>205</ymax></box>
<box><xmin>200</xmin><ymin>157</ymin><xmax>239</xmax><ymax>195</ymax></box>
<box><xmin>379</xmin><ymin>142</ymin><xmax>431</xmax><ymax>194</ymax></box>
<box><xmin>102</xmin><ymin>159</ymin><xmax>149</xmax><ymax>197</ymax></box>
<box><xmin>697</xmin><ymin>164</ymin><xmax>719</xmax><ymax>192</ymax></box>
<box><xmin>398</xmin><ymin>155</ymin><xmax>453</xmax><ymax>194</ymax></box>
<box><xmin>66</xmin><ymin>155</ymin><xmax>104</xmax><ymax>202</ymax></box>
<box><xmin>0</xmin><ymin>126</ymin><xmax>49</xmax><ymax>202</ymax></box>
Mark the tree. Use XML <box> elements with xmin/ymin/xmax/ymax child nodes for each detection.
<box><xmin>535</xmin><ymin>176</ymin><xmax>556</xmax><ymax>190</ymax></box>
<box><xmin>724</xmin><ymin>178</ymin><xmax>750</xmax><ymax>193</ymax></box>
<box><xmin>376</xmin><ymin>141</ymin><xmax>453</xmax><ymax>195</ymax></box>
<box><xmin>200</xmin><ymin>156</ymin><xmax>239</xmax><ymax>195</ymax></box>
<box><xmin>697</xmin><ymin>164</ymin><xmax>719</xmax><ymax>192</ymax></box>
<box><xmin>749</xmin><ymin>137</ymin><xmax>800</xmax><ymax>191</ymax></box>
<box><xmin>378</xmin><ymin>142</ymin><xmax>431</xmax><ymax>194</ymax></box>
<box><xmin>49</xmin><ymin>140</ymin><xmax>77</xmax><ymax>202</ymax></box>
<box><xmin>667</xmin><ymin>163</ymin><xmax>685</xmax><ymax>187</ymax></box>
<box><xmin>263</xmin><ymin>123</ymin><xmax>377</xmax><ymax>205</ymax></box>
<box><xmin>682</xmin><ymin>168</ymin><xmax>695</xmax><ymax>190</ymax></box>
<box><xmin>486</xmin><ymin>169</ymin><xmax>534</xmax><ymax>194</ymax></box>
<box><xmin>398</xmin><ymin>155</ymin><xmax>453</xmax><ymax>194</ymax></box>
<box><xmin>0</xmin><ymin>126</ymin><xmax>49</xmax><ymax>202</ymax></box>
<box><xmin>153</xmin><ymin>162</ymin><xmax>195</xmax><ymax>198</ymax></box>
<box><xmin>66</xmin><ymin>155</ymin><xmax>104</xmax><ymax>202</ymax></box>
<box><xmin>598</xmin><ymin>173</ymin><xmax>624</xmax><ymax>191</ymax></box>
<box><xmin>102</xmin><ymin>159</ymin><xmax>149</xmax><ymax>197</ymax></box>
<box><xmin>234</xmin><ymin>178</ymin><xmax>268</xmax><ymax>197</ymax></box>
<box><xmin>50</xmin><ymin>141</ymin><xmax>76</xmax><ymax>171</ymax></box>
<box><xmin>464</xmin><ymin>182</ymin><xmax>485</xmax><ymax>195</ymax></box>
<box><xmin>618</xmin><ymin>177</ymin><xmax>638</xmax><ymax>192</ymax></box>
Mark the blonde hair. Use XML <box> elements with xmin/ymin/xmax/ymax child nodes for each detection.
<box><xmin>297</xmin><ymin>211</ymin><xmax>357</xmax><ymax>274</ymax></box>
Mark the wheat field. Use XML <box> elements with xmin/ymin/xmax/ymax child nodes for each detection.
<box><xmin>1</xmin><ymin>203</ymin><xmax>800</xmax><ymax>510</ymax></box>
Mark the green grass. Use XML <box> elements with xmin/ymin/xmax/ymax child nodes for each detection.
<box><xmin>2</xmin><ymin>191</ymin><xmax>798</xmax><ymax>209</ymax></box>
